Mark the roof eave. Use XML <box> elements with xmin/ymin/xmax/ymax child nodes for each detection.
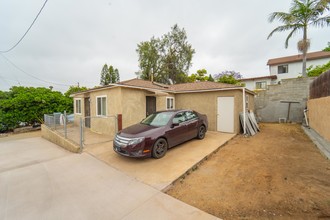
<box><xmin>174</xmin><ymin>87</ymin><xmax>255</xmax><ymax>95</ymax></box>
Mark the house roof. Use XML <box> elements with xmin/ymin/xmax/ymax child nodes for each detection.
<box><xmin>72</xmin><ymin>78</ymin><xmax>253</xmax><ymax>96</ymax></box>
<box><xmin>169</xmin><ymin>81</ymin><xmax>239</xmax><ymax>92</ymax></box>
<box><xmin>118</xmin><ymin>79</ymin><xmax>170</xmax><ymax>90</ymax></box>
<box><xmin>241</xmin><ymin>75</ymin><xmax>277</xmax><ymax>81</ymax></box>
<box><xmin>119</xmin><ymin>78</ymin><xmax>241</xmax><ymax>91</ymax></box>
<box><xmin>267</xmin><ymin>51</ymin><xmax>330</xmax><ymax>66</ymax></box>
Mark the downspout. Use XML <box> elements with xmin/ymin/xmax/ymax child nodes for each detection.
<box><xmin>242</xmin><ymin>87</ymin><xmax>246</xmax><ymax>135</ymax></box>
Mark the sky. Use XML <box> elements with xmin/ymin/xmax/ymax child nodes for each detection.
<box><xmin>1</xmin><ymin>0</ymin><xmax>329</xmax><ymax>93</ymax></box>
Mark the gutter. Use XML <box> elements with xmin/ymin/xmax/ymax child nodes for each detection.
<box><xmin>242</xmin><ymin>87</ymin><xmax>246</xmax><ymax>135</ymax></box>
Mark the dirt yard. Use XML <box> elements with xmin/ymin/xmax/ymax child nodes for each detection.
<box><xmin>166</xmin><ymin>123</ymin><xmax>330</xmax><ymax>219</ymax></box>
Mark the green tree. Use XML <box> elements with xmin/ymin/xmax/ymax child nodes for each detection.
<box><xmin>100</xmin><ymin>64</ymin><xmax>120</xmax><ymax>85</ymax></box>
<box><xmin>136</xmin><ymin>37</ymin><xmax>161</xmax><ymax>81</ymax></box>
<box><xmin>136</xmin><ymin>24</ymin><xmax>195</xmax><ymax>84</ymax></box>
<box><xmin>187</xmin><ymin>69</ymin><xmax>209</xmax><ymax>82</ymax></box>
<box><xmin>214</xmin><ymin>71</ymin><xmax>245</xmax><ymax>86</ymax></box>
<box><xmin>207</xmin><ymin>74</ymin><xmax>215</xmax><ymax>82</ymax></box>
<box><xmin>307</xmin><ymin>60</ymin><xmax>330</xmax><ymax>76</ymax></box>
<box><xmin>64</xmin><ymin>85</ymin><xmax>88</xmax><ymax>97</ymax></box>
<box><xmin>100</xmin><ymin>64</ymin><xmax>110</xmax><ymax>85</ymax></box>
<box><xmin>267</xmin><ymin>0</ymin><xmax>330</xmax><ymax>77</ymax></box>
<box><xmin>0</xmin><ymin>87</ymin><xmax>72</xmax><ymax>132</ymax></box>
<box><xmin>109</xmin><ymin>65</ymin><xmax>120</xmax><ymax>83</ymax></box>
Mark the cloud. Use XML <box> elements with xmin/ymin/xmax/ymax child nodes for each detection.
<box><xmin>0</xmin><ymin>0</ymin><xmax>329</xmax><ymax>92</ymax></box>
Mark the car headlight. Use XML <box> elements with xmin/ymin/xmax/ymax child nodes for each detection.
<box><xmin>128</xmin><ymin>137</ymin><xmax>145</xmax><ymax>145</ymax></box>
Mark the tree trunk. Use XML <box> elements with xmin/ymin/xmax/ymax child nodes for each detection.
<box><xmin>302</xmin><ymin>27</ymin><xmax>308</xmax><ymax>77</ymax></box>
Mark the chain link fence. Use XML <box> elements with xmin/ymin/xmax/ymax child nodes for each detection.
<box><xmin>44</xmin><ymin>112</ymin><xmax>118</xmax><ymax>151</ymax></box>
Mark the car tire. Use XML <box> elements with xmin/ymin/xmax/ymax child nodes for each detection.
<box><xmin>152</xmin><ymin>138</ymin><xmax>168</xmax><ymax>159</ymax></box>
<box><xmin>197</xmin><ymin>125</ymin><xmax>206</xmax><ymax>140</ymax></box>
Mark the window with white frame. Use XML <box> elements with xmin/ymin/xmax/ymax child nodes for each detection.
<box><xmin>166</xmin><ymin>97</ymin><xmax>175</xmax><ymax>110</ymax></box>
<box><xmin>75</xmin><ymin>99</ymin><xmax>82</xmax><ymax>114</ymax></box>
<box><xmin>255</xmin><ymin>81</ymin><xmax>267</xmax><ymax>89</ymax></box>
<box><xmin>96</xmin><ymin>96</ymin><xmax>107</xmax><ymax>116</ymax></box>
<box><xmin>278</xmin><ymin>65</ymin><xmax>288</xmax><ymax>74</ymax></box>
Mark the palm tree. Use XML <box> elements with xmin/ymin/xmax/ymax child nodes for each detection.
<box><xmin>267</xmin><ymin>0</ymin><xmax>330</xmax><ymax>77</ymax></box>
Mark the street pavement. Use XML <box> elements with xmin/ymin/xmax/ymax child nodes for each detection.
<box><xmin>0</xmin><ymin>135</ymin><xmax>219</xmax><ymax>220</ymax></box>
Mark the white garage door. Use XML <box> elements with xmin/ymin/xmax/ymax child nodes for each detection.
<box><xmin>217</xmin><ymin>97</ymin><xmax>234</xmax><ymax>133</ymax></box>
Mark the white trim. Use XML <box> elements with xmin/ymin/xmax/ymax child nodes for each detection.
<box><xmin>74</xmin><ymin>98</ymin><xmax>82</xmax><ymax>115</ymax></box>
<box><xmin>243</xmin><ymin>88</ymin><xmax>246</xmax><ymax>135</ymax></box>
<box><xmin>166</xmin><ymin>97</ymin><xmax>175</xmax><ymax>110</ymax></box>
<box><xmin>96</xmin><ymin>95</ymin><xmax>107</xmax><ymax>117</ymax></box>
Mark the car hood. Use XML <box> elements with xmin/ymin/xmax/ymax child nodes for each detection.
<box><xmin>118</xmin><ymin>123</ymin><xmax>163</xmax><ymax>138</ymax></box>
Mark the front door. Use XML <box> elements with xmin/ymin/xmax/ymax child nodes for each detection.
<box><xmin>217</xmin><ymin>97</ymin><xmax>234</xmax><ymax>133</ymax></box>
<box><xmin>146</xmin><ymin>96</ymin><xmax>156</xmax><ymax>117</ymax></box>
<box><xmin>84</xmin><ymin>97</ymin><xmax>91</xmax><ymax>128</ymax></box>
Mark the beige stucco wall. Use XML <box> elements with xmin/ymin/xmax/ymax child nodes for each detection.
<box><xmin>85</xmin><ymin>87</ymin><xmax>122</xmax><ymax>135</ymax></box>
<box><xmin>121</xmin><ymin>88</ymin><xmax>149</xmax><ymax>128</ymax></box>
<box><xmin>307</xmin><ymin>96</ymin><xmax>330</xmax><ymax>142</ymax></box>
<box><xmin>73</xmin><ymin>94</ymin><xmax>86</xmax><ymax>126</ymax></box>
<box><xmin>175</xmin><ymin>90</ymin><xmax>255</xmax><ymax>134</ymax></box>
<box><xmin>72</xmin><ymin>87</ymin><xmax>171</xmax><ymax>133</ymax></box>
<box><xmin>73</xmin><ymin>87</ymin><xmax>254</xmax><ymax>134</ymax></box>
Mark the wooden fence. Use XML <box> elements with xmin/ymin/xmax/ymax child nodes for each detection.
<box><xmin>309</xmin><ymin>70</ymin><xmax>330</xmax><ymax>99</ymax></box>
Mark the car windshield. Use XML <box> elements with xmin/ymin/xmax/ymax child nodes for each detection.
<box><xmin>141</xmin><ymin>112</ymin><xmax>173</xmax><ymax>127</ymax></box>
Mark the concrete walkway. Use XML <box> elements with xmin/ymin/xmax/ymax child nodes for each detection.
<box><xmin>0</xmin><ymin>135</ymin><xmax>218</xmax><ymax>220</ymax></box>
<box><xmin>86</xmin><ymin>131</ymin><xmax>235</xmax><ymax>191</ymax></box>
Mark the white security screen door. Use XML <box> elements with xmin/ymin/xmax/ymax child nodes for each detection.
<box><xmin>217</xmin><ymin>97</ymin><xmax>234</xmax><ymax>133</ymax></box>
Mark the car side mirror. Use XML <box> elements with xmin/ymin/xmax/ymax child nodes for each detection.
<box><xmin>171</xmin><ymin>122</ymin><xmax>179</xmax><ymax>128</ymax></box>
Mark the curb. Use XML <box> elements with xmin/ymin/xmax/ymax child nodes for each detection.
<box><xmin>302</xmin><ymin>126</ymin><xmax>330</xmax><ymax>160</ymax></box>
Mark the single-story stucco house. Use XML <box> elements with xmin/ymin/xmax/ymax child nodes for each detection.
<box><xmin>71</xmin><ymin>79</ymin><xmax>255</xmax><ymax>136</ymax></box>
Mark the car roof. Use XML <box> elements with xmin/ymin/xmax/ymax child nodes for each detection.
<box><xmin>155</xmin><ymin>109</ymin><xmax>193</xmax><ymax>114</ymax></box>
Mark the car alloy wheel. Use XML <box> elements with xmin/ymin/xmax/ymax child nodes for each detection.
<box><xmin>197</xmin><ymin>125</ymin><xmax>206</xmax><ymax>140</ymax></box>
<box><xmin>152</xmin><ymin>138</ymin><xmax>168</xmax><ymax>159</ymax></box>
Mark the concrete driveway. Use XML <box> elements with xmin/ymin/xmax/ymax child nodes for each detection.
<box><xmin>85</xmin><ymin>131</ymin><xmax>235</xmax><ymax>190</ymax></box>
<box><xmin>0</xmin><ymin>133</ymin><xmax>218</xmax><ymax>220</ymax></box>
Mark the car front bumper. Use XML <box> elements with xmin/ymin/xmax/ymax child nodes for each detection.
<box><xmin>113</xmin><ymin>139</ymin><xmax>151</xmax><ymax>158</ymax></box>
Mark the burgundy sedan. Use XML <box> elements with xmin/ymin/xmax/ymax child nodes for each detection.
<box><xmin>113</xmin><ymin>109</ymin><xmax>208</xmax><ymax>159</ymax></box>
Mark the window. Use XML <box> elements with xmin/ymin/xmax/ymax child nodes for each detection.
<box><xmin>278</xmin><ymin>65</ymin><xmax>288</xmax><ymax>74</ymax></box>
<box><xmin>96</xmin><ymin>96</ymin><xmax>107</xmax><ymax>116</ymax></box>
<box><xmin>75</xmin><ymin>99</ymin><xmax>82</xmax><ymax>114</ymax></box>
<box><xmin>173</xmin><ymin>112</ymin><xmax>186</xmax><ymax>124</ymax></box>
<box><xmin>255</xmin><ymin>81</ymin><xmax>267</xmax><ymax>89</ymax></box>
<box><xmin>166</xmin><ymin>97</ymin><xmax>175</xmax><ymax>110</ymax></box>
<box><xmin>185</xmin><ymin>111</ymin><xmax>198</xmax><ymax>121</ymax></box>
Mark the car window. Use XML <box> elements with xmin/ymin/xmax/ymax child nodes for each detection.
<box><xmin>185</xmin><ymin>111</ymin><xmax>198</xmax><ymax>121</ymax></box>
<box><xmin>141</xmin><ymin>112</ymin><xmax>173</xmax><ymax>127</ymax></box>
<box><xmin>172</xmin><ymin>112</ymin><xmax>186</xmax><ymax>124</ymax></box>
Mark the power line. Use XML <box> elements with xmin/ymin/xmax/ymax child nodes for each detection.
<box><xmin>0</xmin><ymin>0</ymin><xmax>49</xmax><ymax>53</ymax></box>
<box><xmin>0</xmin><ymin>54</ymin><xmax>71</xmax><ymax>87</ymax></box>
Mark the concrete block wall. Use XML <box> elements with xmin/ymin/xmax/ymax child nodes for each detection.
<box><xmin>255</xmin><ymin>77</ymin><xmax>315</xmax><ymax>123</ymax></box>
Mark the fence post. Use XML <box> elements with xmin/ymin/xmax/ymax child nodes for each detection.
<box><xmin>64</xmin><ymin>111</ymin><xmax>67</xmax><ymax>139</ymax></box>
<box><xmin>79</xmin><ymin>117</ymin><xmax>83</xmax><ymax>153</ymax></box>
<box><xmin>53</xmin><ymin>113</ymin><xmax>56</xmax><ymax>130</ymax></box>
<box><xmin>117</xmin><ymin>114</ymin><xmax>122</xmax><ymax>132</ymax></box>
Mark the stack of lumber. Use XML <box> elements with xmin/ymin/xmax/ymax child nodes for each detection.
<box><xmin>239</xmin><ymin>111</ymin><xmax>260</xmax><ymax>136</ymax></box>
